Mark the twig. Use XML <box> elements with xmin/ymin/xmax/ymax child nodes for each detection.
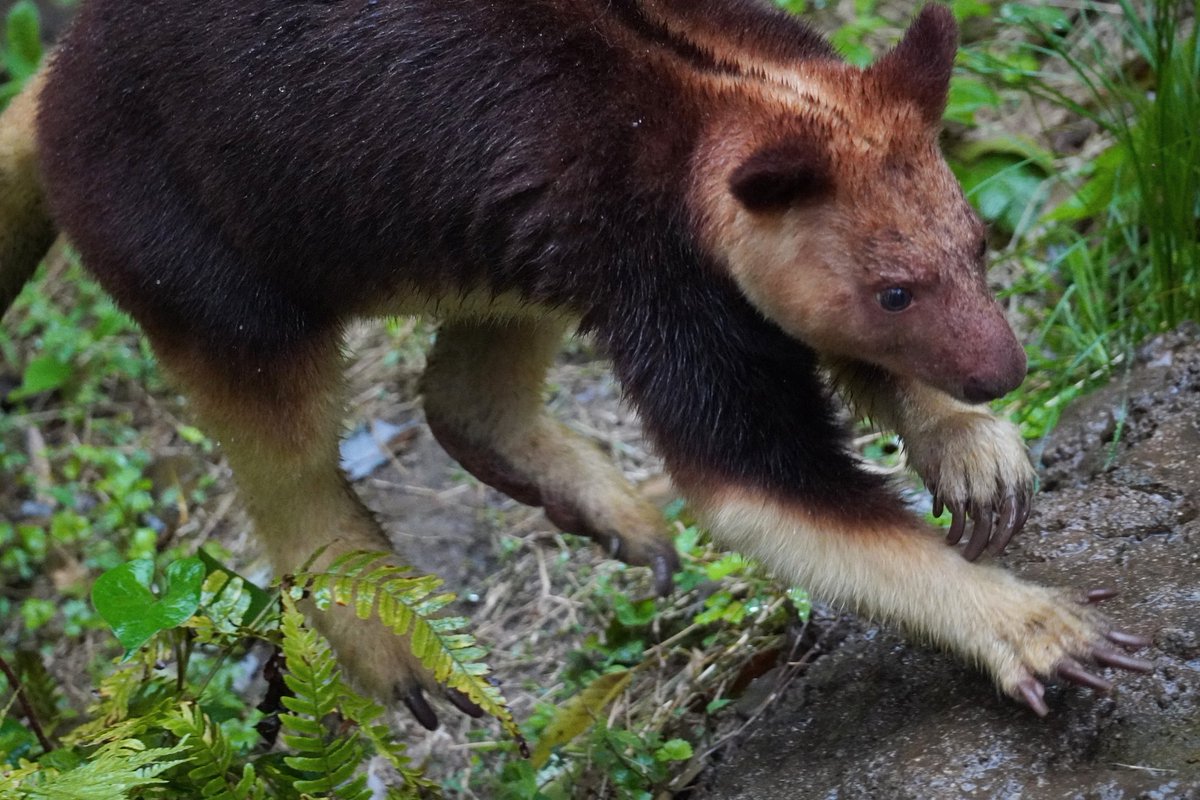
<box><xmin>0</xmin><ymin>653</ymin><xmax>53</xmax><ymax>754</ymax></box>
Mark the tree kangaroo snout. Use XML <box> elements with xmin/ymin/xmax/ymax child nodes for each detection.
<box><xmin>0</xmin><ymin>0</ymin><xmax>1151</xmax><ymax>729</ymax></box>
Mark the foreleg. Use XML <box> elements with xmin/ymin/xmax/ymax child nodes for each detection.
<box><xmin>690</xmin><ymin>481</ymin><xmax>1152</xmax><ymax>715</ymax></box>
<box><xmin>596</xmin><ymin>284</ymin><xmax>1146</xmax><ymax>715</ymax></box>
<box><xmin>827</xmin><ymin>357</ymin><xmax>1036</xmax><ymax>560</ymax></box>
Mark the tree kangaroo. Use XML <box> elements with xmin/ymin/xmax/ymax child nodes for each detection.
<box><xmin>0</xmin><ymin>1</ymin><xmax>1150</xmax><ymax>727</ymax></box>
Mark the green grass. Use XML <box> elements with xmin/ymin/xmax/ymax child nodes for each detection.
<box><xmin>984</xmin><ymin>0</ymin><xmax>1200</xmax><ymax>435</ymax></box>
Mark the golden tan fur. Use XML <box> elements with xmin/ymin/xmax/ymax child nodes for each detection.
<box><xmin>686</xmin><ymin>78</ymin><xmax>1005</xmax><ymax>401</ymax></box>
<box><xmin>697</xmin><ymin>485</ymin><xmax>1112</xmax><ymax>701</ymax></box>
<box><xmin>422</xmin><ymin>319</ymin><xmax>673</xmax><ymax>573</ymax></box>
<box><xmin>152</xmin><ymin>333</ymin><xmax>437</xmax><ymax>700</ymax></box>
<box><xmin>0</xmin><ymin>72</ymin><xmax>54</xmax><ymax>313</ymax></box>
<box><xmin>826</xmin><ymin>357</ymin><xmax>1036</xmax><ymax>526</ymax></box>
<box><xmin>634</xmin><ymin>1</ymin><xmax>916</xmax><ymax>149</ymax></box>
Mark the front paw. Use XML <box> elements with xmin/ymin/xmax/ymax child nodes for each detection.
<box><xmin>976</xmin><ymin>582</ymin><xmax>1153</xmax><ymax>716</ymax></box>
<box><xmin>905</xmin><ymin>410</ymin><xmax>1036</xmax><ymax>560</ymax></box>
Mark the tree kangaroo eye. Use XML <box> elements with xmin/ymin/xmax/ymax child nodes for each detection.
<box><xmin>878</xmin><ymin>287</ymin><xmax>913</xmax><ymax>312</ymax></box>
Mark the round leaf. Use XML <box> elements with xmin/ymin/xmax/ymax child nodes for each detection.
<box><xmin>92</xmin><ymin>557</ymin><xmax>206</xmax><ymax>655</ymax></box>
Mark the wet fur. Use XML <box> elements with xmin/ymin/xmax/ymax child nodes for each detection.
<box><xmin>0</xmin><ymin>0</ymin><xmax>1143</xmax><ymax>716</ymax></box>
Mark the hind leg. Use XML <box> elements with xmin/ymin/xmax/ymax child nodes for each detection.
<box><xmin>0</xmin><ymin>70</ymin><xmax>56</xmax><ymax>317</ymax></box>
<box><xmin>154</xmin><ymin>331</ymin><xmax>450</xmax><ymax>724</ymax></box>
<box><xmin>422</xmin><ymin>317</ymin><xmax>679</xmax><ymax>593</ymax></box>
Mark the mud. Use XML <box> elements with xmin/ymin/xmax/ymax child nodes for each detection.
<box><xmin>699</xmin><ymin>326</ymin><xmax>1200</xmax><ymax>800</ymax></box>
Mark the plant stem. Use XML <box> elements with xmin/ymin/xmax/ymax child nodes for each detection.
<box><xmin>0</xmin><ymin>652</ymin><xmax>53</xmax><ymax>754</ymax></box>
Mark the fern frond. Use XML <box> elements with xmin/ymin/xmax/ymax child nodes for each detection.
<box><xmin>162</xmin><ymin>701</ymin><xmax>267</xmax><ymax>800</ymax></box>
<box><xmin>0</xmin><ymin>759</ymin><xmax>39</xmax><ymax>797</ymax></box>
<box><xmin>293</xmin><ymin>551</ymin><xmax>522</xmax><ymax>746</ymax></box>
<box><xmin>277</xmin><ymin>596</ymin><xmax>371</xmax><ymax>800</ymax></box>
<box><xmin>189</xmin><ymin>571</ymin><xmax>255</xmax><ymax>645</ymax></box>
<box><xmin>62</xmin><ymin>665</ymin><xmax>169</xmax><ymax>747</ymax></box>
<box><xmin>14</xmin><ymin>651</ymin><xmax>64</xmax><ymax>731</ymax></box>
<box><xmin>339</xmin><ymin>689</ymin><xmax>443</xmax><ymax>799</ymax></box>
<box><xmin>17</xmin><ymin>738</ymin><xmax>186</xmax><ymax>799</ymax></box>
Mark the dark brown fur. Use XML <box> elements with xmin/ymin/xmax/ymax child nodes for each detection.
<box><xmin>35</xmin><ymin>0</ymin><xmax>919</xmax><ymax>513</ymax></box>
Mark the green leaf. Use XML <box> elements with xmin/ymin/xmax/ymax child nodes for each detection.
<box><xmin>20</xmin><ymin>597</ymin><xmax>55</xmax><ymax>631</ymax></box>
<box><xmin>0</xmin><ymin>716</ymin><xmax>39</xmax><ymax>761</ymax></box>
<box><xmin>12</xmin><ymin>355</ymin><xmax>72</xmax><ymax>398</ymax></box>
<box><xmin>654</xmin><ymin>738</ymin><xmax>694</xmax><ymax>762</ymax></box>
<box><xmin>950</xmin><ymin>0</ymin><xmax>992</xmax><ymax>21</ymax></box>
<box><xmin>92</xmin><ymin>557</ymin><xmax>206</xmax><ymax>655</ymax></box>
<box><xmin>1044</xmin><ymin>144</ymin><xmax>1126</xmax><ymax>223</ymax></box>
<box><xmin>955</xmin><ymin>135</ymin><xmax>1056</xmax><ymax>172</ymax></box>
<box><xmin>705</xmin><ymin>697</ymin><xmax>733</xmax><ymax>714</ymax></box>
<box><xmin>952</xmin><ymin>150</ymin><xmax>1049</xmax><ymax>235</ymax></box>
<box><xmin>3</xmin><ymin>1</ymin><xmax>42</xmax><ymax>81</ymax></box>
<box><xmin>20</xmin><ymin>738</ymin><xmax>187</xmax><ymax>799</ymax></box>
<box><xmin>530</xmin><ymin>669</ymin><xmax>632</xmax><ymax>768</ymax></box>
<box><xmin>673</xmin><ymin>524</ymin><xmax>700</xmax><ymax>555</ymax></box>
<box><xmin>276</xmin><ymin>598</ymin><xmax>374</xmax><ymax>800</ymax></box>
<box><xmin>295</xmin><ymin>551</ymin><xmax>524</xmax><ymax>748</ymax></box>
<box><xmin>786</xmin><ymin>586</ymin><xmax>812</xmax><ymax>621</ymax></box>
<box><xmin>163</xmin><ymin>702</ymin><xmax>268</xmax><ymax>800</ymax></box>
<box><xmin>497</xmin><ymin>760</ymin><xmax>547</xmax><ymax>800</ymax></box>
<box><xmin>196</xmin><ymin>547</ymin><xmax>274</xmax><ymax>624</ymax></box>
<box><xmin>176</xmin><ymin>424</ymin><xmax>208</xmax><ymax>445</ymax></box>
<box><xmin>945</xmin><ymin>76</ymin><xmax>1000</xmax><ymax>126</ymax></box>
<box><xmin>613</xmin><ymin>596</ymin><xmax>657</xmax><ymax>628</ymax></box>
<box><xmin>705</xmin><ymin>553</ymin><xmax>747</xmax><ymax>581</ymax></box>
<box><xmin>999</xmin><ymin>2</ymin><xmax>1070</xmax><ymax>32</ymax></box>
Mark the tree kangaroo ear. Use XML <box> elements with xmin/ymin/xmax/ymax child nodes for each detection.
<box><xmin>866</xmin><ymin>4</ymin><xmax>958</xmax><ymax>125</ymax></box>
<box><xmin>729</xmin><ymin>139</ymin><xmax>833</xmax><ymax>213</ymax></box>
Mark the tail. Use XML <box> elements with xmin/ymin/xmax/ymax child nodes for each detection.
<box><xmin>0</xmin><ymin>69</ymin><xmax>56</xmax><ymax>319</ymax></box>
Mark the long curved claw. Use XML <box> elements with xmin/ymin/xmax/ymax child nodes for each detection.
<box><xmin>951</xmin><ymin>484</ymin><xmax>1033</xmax><ymax>561</ymax></box>
<box><xmin>986</xmin><ymin>492</ymin><xmax>1021</xmax><ymax>556</ymax></box>
<box><xmin>1014</xmin><ymin>675</ymin><xmax>1049</xmax><ymax>717</ymax></box>
<box><xmin>651</xmin><ymin>552</ymin><xmax>677</xmax><ymax>597</ymax></box>
<box><xmin>1084</xmin><ymin>588</ymin><xmax>1119</xmax><ymax>604</ymax></box>
<box><xmin>446</xmin><ymin>688</ymin><xmax>485</xmax><ymax>718</ymax></box>
<box><xmin>1056</xmin><ymin>659</ymin><xmax>1114</xmax><ymax>693</ymax></box>
<box><xmin>1104</xmin><ymin>629</ymin><xmax>1152</xmax><ymax>649</ymax></box>
<box><xmin>962</xmin><ymin>506</ymin><xmax>994</xmax><ymax>562</ymax></box>
<box><xmin>1014</xmin><ymin>488</ymin><xmax>1032</xmax><ymax>534</ymax></box>
<box><xmin>403</xmin><ymin>686</ymin><xmax>440</xmax><ymax>731</ymax></box>
<box><xmin>945</xmin><ymin>501</ymin><xmax>967</xmax><ymax>546</ymax></box>
<box><xmin>932</xmin><ymin>492</ymin><xmax>944</xmax><ymax>518</ymax></box>
<box><xmin>1092</xmin><ymin>646</ymin><xmax>1154</xmax><ymax>673</ymax></box>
